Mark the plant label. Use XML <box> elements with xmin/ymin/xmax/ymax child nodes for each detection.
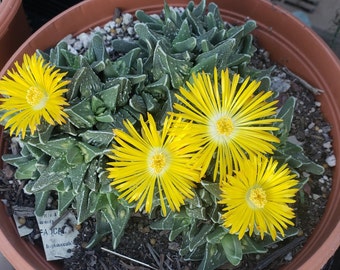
<box><xmin>36</xmin><ymin>210</ymin><xmax>79</xmax><ymax>261</ymax></box>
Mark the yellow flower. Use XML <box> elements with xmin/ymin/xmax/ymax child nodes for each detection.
<box><xmin>219</xmin><ymin>155</ymin><xmax>299</xmax><ymax>240</ymax></box>
<box><xmin>0</xmin><ymin>53</ymin><xmax>70</xmax><ymax>138</ymax></box>
<box><xmin>172</xmin><ymin>68</ymin><xmax>281</xmax><ymax>182</ymax></box>
<box><xmin>107</xmin><ymin>113</ymin><xmax>201</xmax><ymax>216</ymax></box>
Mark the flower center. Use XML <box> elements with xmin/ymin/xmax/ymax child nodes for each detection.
<box><xmin>151</xmin><ymin>153</ymin><xmax>166</xmax><ymax>173</ymax></box>
<box><xmin>26</xmin><ymin>86</ymin><xmax>47</xmax><ymax>110</ymax></box>
<box><xmin>249</xmin><ymin>187</ymin><xmax>267</xmax><ymax>208</ymax></box>
<box><xmin>149</xmin><ymin>149</ymin><xmax>169</xmax><ymax>175</ymax></box>
<box><xmin>216</xmin><ymin>116</ymin><xmax>234</xmax><ymax>136</ymax></box>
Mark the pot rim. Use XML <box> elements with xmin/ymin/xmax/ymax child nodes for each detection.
<box><xmin>0</xmin><ymin>1</ymin><xmax>339</xmax><ymax>269</ymax></box>
<box><xmin>0</xmin><ymin>0</ymin><xmax>23</xmax><ymax>39</ymax></box>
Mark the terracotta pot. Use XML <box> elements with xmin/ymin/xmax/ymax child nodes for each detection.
<box><xmin>0</xmin><ymin>0</ymin><xmax>339</xmax><ymax>269</ymax></box>
<box><xmin>0</xmin><ymin>0</ymin><xmax>31</xmax><ymax>69</ymax></box>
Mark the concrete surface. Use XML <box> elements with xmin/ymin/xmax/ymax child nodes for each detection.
<box><xmin>0</xmin><ymin>253</ymin><xmax>13</xmax><ymax>270</ymax></box>
<box><xmin>273</xmin><ymin>0</ymin><xmax>340</xmax><ymax>58</ymax></box>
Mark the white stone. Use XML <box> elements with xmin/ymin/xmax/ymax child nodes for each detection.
<box><xmin>104</xmin><ymin>21</ymin><xmax>116</xmax><ymax>32</ymax></box>
<box><xmin>308</xmin><ymin>122</ymin><xmax>315</xmax><ymax>129</ymax></box>
<box><xmin>67</xmin><ymin>45</ymin><xmax>78</xmax><ymax>55</ymax></box>
<box><xmin>318</xmin><ymin>178</ymin><xmax>325</xmax><ymax>184</ymax></box>
<box><xmin>312</xmin><ymin>194</ymin><xmax>321</xmax><ymax>200</ymax></box>
<box><xmin>93</xmin><ymin>26</ymin><xmax>106</xmax><ymax>35</ymax></box>
<box><xmin>61</xmin><ymin>34</ymin><xmax>75</xmax><ymax>45</ymax></box>
<box><xmin>123</xmin><ymin>36</ymin><xmax>133</xmax><ymax>42</ymax></box>
<box><xmin>323</xmin><ymin>141</ymin><xmax>332</xmax><ymax>149</ymax></box>
<box><xmin>302</xmin><ymin>172</ymin><xmax>310</xmax><ymax>178</ymax></box>
<box><xmin>116</xmin><ymin>27</ymin><xmax>123</xmax><ymax>34</ymax></box>
<box><xmin>127</xmin><ymin>26</ymin><xmax>135</xmax><ymax>35</ymax></box>
<box><xmin>122</xmin><ymin>13</ymin><xmax>133</xmax><ymax>25</ymax></box>
<box><xmin>73</xmin><ymin>40</ymin><xmax>83</xmax><ymax>51</ymax></box>
<box><xmin>326</xmin><ymin>154</ymin><xmax>336</xmax><ymax>167</ymax></box>
<box><xmin>77</xmin><ymin>32</ymin><xmax>91</xmax><ymax>48</ymax></box>
<box><xmin>315</xmin><ymin>101</ymin><xmax>321</xmax><ymax>107</ymax></box>
<box><xmin>150</xmin><ymin>14</ymin><xmax>161</xmax><ymax>20</ymax></box>
<box><xmin>309</xmin><ymin>107</ymin><xmax>315</xmax><ymax>113</ymax></box>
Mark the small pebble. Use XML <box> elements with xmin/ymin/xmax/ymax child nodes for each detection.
<box><xmin>104</xmin><ymin>21</ymin><xmax>116</xmax><ymax>31</ymax></box>
<box><xmin>47</xmin><ymin>196</ymin><xmax>53</xmax><ymax>207</ymax></box>
<box><xmin>150</xmin><ymin>14</ymin><xmax>161</xmax><ymax>20</ymax></box>
<box><xmin>270</xmin><ymin>244</ymin><xmax>279</xmax><ymax>249</ymax></box>
<box><xmin>309</xmin><ymin>107</ymin><xmax>315</xmax><ymax>113</ymax></box>
<box><xmin>73</xmin><ymin>40</ymin><xmax>84</xmax><ymax>51</ymax></box>
<box><xmin>150</xmin><ymin>238</ymin><xmax>156</xmax><ymax>245</ymax></box>
<box><xmin>18</xmin><ymin>216</ymin><xmax>26</xmax><ymax>225</ymax></box>
<box><xmin>122</xmin><ymin>13</ymin><xmax>133</xmax><ymax>25</ymax></box>
<box><xmin>33</xmin><ymin>233</ymin><xmax>41</xmax><ymax>240</ymax></box>
<box><xmin>308</xmin><ymin>122</ymin><xmax>315</xmax><ymax>129</ymax></box>
<box><xmin>323</xmin><ymin>141</ymin><xmax>332</xmax><ymax>149</ymax></box>
<box><xmin>115</xmin><ymin>17</ymin><xmax>122</xmax><ymax>25</ymax></box>
<box><xmin>302</xmin><ymin>172</ymin><xmax>310</xmax><ymax>178</ymax></box>
<box><xmin>127</xmin><ymin>26</ymin><xmax>135</xmax><ymax>35</ymax></box>
<box><xmin>318</xmin><ymin>178</ymin><xmax>325</xmax><ymax>184</ymax></box>
<box><xmin>122</xmin><ymin>36</ymin><xmax>133</xmax><ymax>42</ymax></box>
<box><xmin>168</xmin><ymin>242</ymin><xmax>180</xmax><ymax>251</ymax></box>
<box><xmin>321</xmin><ymin>187</ymin><xmax>328</xmax><ymax>194</ymax></box>
<box><xmin>137</xmin><ymin>223</ymin><xmax>150</xmax><ymax>233</ymax></box>
<box><xmin>312</xmin><ymin>194</ymin><xmax>321</xmax><ymax>200</ymax></box>
<box><xmin>116</xmin><ymin>27</ymin><xmax>123</xmax><ymax>35</ymax></box>
<box><xmin>77</xmin><ymin>32</ymin><xmax>91</xmax><ymax>48</ymax></box>
<box><xmin>67</xmin><ymin>45</ymin><xmax>78</xmax><ymax>55</ymax></box>
<box><xmin>93</xmin><ymin>26</ymin><xmax>106</xmax><ymax>34</ymax></box>
<box><xmin>325</xmin><ymin>154</ymin><xmax>336</xmax><ymax>167</ymax></box>
<box><xmin>62</xmin><ymin>34</ymin><xmax>75</xmax><ymax>45</ymax></box>
<box><xmin>284</xmin><ymin>252</ymin><xmax>293</xmax><ymax>261</ymax></box>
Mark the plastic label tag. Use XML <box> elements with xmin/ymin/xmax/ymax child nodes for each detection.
<box><xmin>36</xmin><ymin>210</ymin><xmax>79</xmax><ymax>261</ymax></box>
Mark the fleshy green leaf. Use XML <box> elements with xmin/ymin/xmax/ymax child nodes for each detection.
<box><xmin>198</xmin><ymin>243</ymin><xmax>228</xmax><ymax>270</ymax></box>
<box><xmin>34</xmin><ymin>191</ymin><xmax>50</xmax><ymax>217</ymax></box>
<box><xmin>221</xmin><ymin>234</ymin><xmax>242</xmax><ymax>266</ymax></box>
